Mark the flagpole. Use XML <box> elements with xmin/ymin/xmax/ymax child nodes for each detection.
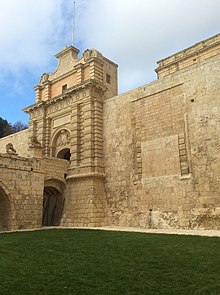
<box><xmin>72</xmin><ymin>1</ymin><xmax>75</xmax><ymax>46</ymax></box>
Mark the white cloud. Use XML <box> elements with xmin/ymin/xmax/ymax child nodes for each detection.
<box><xmin>0</xmin><ymin>0</ymin><xmax>219</xmax><ymax>95</ymax></box>
<box><xmin>0</xmin><ymin>0</ymin><xmax>72</xmax><ymax>75</ymax></box>
<box><xmin>76</xmin><ymin>0</ymin><xmax>220</xmax><ymax>92</ymax></box>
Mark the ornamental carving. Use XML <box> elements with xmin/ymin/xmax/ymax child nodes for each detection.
<box><xmin>56</xmin><ymin>130</ymin><xmax>70</xmax><ymax>147</ymax></box>
<box><xmin>83</xmin><ymin>49</ymin><xmax>95</xmax><ymax>61</ymax></box>
<box><xmin>30</xmin><ymin>136</ymin><xmax>42</xmax><ymax>149</ymax></box>
<box><xmin>6</xmin><ymin>143</ymin><xmax>17</xmax><ymax>155</ymax></box>
<box><xmin>39</xmin><ymin>73</ymin><xmax>49</xmax><ymax>85</ymax></box>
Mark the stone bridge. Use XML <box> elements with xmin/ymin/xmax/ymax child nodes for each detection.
<box><xmin>0</xmin><ymin>153</ymin><xmax>68</xmax><ymax>231</ymax></box>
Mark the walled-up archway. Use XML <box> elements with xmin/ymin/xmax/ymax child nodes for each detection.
<box><xmin>0</xmin><ymin>187</ymin><xmax>10</xmax><ymax>231</ymax></box>
<box><xmin>42</xmin><ymin>186</ymin><xmax>64</xmax><ymax>226</ymax></box>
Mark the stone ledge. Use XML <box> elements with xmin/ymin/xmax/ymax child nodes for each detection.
<box><xmin>66</xmin><ymin>172</ymin><xmax>106</xmax><ymax>180</ymax></box>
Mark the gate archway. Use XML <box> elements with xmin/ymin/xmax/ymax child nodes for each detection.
<box><xmin>0</xmin><ymin>187</ymin><xmax>10</xmax><ymax>231</ymax></box>
<box><xmin>42</xmin><ymin>180</ymin><xmax>65</xmax><ymax>227</ymax></box>
<box><xmin>57</xmin><ymin>148</ymin><xmax>71</xmax><ymax>160</ymax></box>
<box><xmin>50</xmin><ymin>128</ymin><xmax>71</xmax><ymax>160</ymax></box>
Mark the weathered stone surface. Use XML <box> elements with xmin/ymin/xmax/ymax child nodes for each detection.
<box><xmin>0</xmin><ymin>153</ymin><xmax>68</xmax><ymax>230</ymax></box>
<box><xmin>103</xmin><ymin>34</ymin><xmax>220</xmax><ymax>230</ymax></box>
<box><xmin>0</xmin><ymin>129</ymin><xmax>30</xmax><ymax>157</ymax></box>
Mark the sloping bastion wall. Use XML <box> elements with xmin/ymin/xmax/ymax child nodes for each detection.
<box><xmin>103</xmin><ymin>55</ymin><xmax>220</xmax><ymax>229</ymax></box>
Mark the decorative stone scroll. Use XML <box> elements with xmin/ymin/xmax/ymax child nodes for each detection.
<box><xmin>39</xmin><ymin>73</ymin><xmax>49</xmax><ymax>85</ymax></box>
<box><xmin>29</xmin><ymin>136</ymin><xmax>42</xmax><ymax>149</ymax></box>
<box><xmin>83</xmin><ymin>49</ymin><xmax>95</xmax><ymax>61</ymax></box>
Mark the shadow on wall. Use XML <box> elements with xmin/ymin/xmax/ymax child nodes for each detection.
<box><xmin>42</xmin><ymin>186</ymin><xmax>65</xmax><ymax>226</ymax></box>
<box><xmin>0</xmin><ymin>187</ymin><xmax>10</xmax><ymax>231</ymax></box>
<box><xmin>57</xmin><ymin>148</ymin><xmax>71</xmax><ymax>160</ymax></box>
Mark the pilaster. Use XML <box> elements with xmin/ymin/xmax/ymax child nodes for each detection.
<box><xmin>44</xmin><ymin>82</ymin><xmax>52</xmax><ymax>100</ymax></box>
<box><xmin>75</xmin><ymin>63</ymin><xmax>84</xmax><ymax>84</ymax></box>
<box><xmin>90</xmin><ymin>59</ymin><xmax>104</xmax><ymax>83</ymax></box>
<box><xmin>34</xmin><ymin>86</ymin><xmax>42</xmax><ymax>103</ymax></box>
<box><xmin>45</xmin><ymin>117</ymin><xmax>52</xmax><ymax>156</ymax></box>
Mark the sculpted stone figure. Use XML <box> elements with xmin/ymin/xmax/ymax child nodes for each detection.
<box><xmin>6</xmin><ymin>143</ymin><xmax>17</xmax><ymax>155</ymax></box>
<box><xmin>83</xmin><ymin>49</ymin><xmax>95</xmax><ymax>61</ymax></box>
<box><xmin>39</xmin><ymin>73</ymin><xmax>49</xmax><ymax>85</ymax></box>
<box><xmin>30</xmin><ymin>136</ymin><xmax>42</xmax><ymax>148</ymax></box>
<box><xmin>56</xmin><ymin>130</ymin><xmax>70</xmax><ymax>146</ymax></box>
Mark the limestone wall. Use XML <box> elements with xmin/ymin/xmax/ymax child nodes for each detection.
<box><xmin>0</xmin><ymin>153</ymin><xmax>44</xmax><ymax>230</ymax></box>
<box><xmin>42</xmin><ymin>157</ymin><xmax>69</xmax><ymax>183</ymax></box>
<box><xmin>185</xmin><ymin>56</ymin><xmax>220</xmax><ymax>228</ymax></box>
<box><xmin>0</xmin><ymin>154</ymin><xmax>69</xmax><ymax>231</ymax></box>
<box><xmin>61</xmin><ymin>176</ymin><xmax>109</xmax><ymax>227</ymax></box>
<box><xmin>103</xmin><ymin>55</ymin><xmax>220</xmax><ymax>229</ymax></box>
<box><xmin>0</xmin><ymin>129</ymin><xmax>30</xmax><ymax>157</ymax></box>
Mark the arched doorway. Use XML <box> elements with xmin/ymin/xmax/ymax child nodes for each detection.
<box><xmin>50</xmin><ymin>129</ymin><xmax>71</xmax><ymax>159</ymax></box>
<box><xmin>0</xmin><ymin>187</ymin><xmax>10</xmax><ymax>231</ymax></box>
<box><xmin>42</xmin><ymin>186</ymin><xmax>64</xmax><ymax>226</ymax></box>
<box><xmin>57</xmin><ymin>148</ymin><xmax>71</xmax><ymax>160</ymax></box>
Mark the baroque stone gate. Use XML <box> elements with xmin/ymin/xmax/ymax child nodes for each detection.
<box><xmin>0</xmin><ymin>33</ymin><xmax>220</xmax><ymax>231</ymax></box>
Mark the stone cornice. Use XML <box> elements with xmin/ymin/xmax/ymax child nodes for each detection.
<box><xmin>55</xmin><ymin>46</ymin><xmax>79</xmax><ymax>59</ymax></box>
<box><xmin>66</xmin><ymin>172</ymin><xmax>106</xmax><ymax>180</ymax></box>
<box><xmin>23</xmin><ymin>80</ymin><xmax>107</xmax><ymax>113</ymax></box>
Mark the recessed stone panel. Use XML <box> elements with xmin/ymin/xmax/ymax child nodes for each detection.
<box><xmin>53</xmin><ymin>115</ymin><xmax>71</xmax><ymax>128</ymax></box>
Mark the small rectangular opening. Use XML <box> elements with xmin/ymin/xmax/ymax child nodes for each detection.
<box><xmin>106</xmin><ymin>74</ymin><xmax>111</xmax><ymax>84</ymax></box>
<box><xmin>62</xmin><ymin>84</ymin><xmax>67</xmax><ymax>93</ymax></box>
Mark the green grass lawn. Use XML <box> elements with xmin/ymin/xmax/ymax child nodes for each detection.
<box><xmin>0</xmin><ymin>229</ymin><xmax>220</xmax><ymax>295</ymax></box>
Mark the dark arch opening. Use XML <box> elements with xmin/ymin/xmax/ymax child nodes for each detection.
<box><xmin>57</xmin><ymin>148</ymin><xmax>71</xmax><ymax>160</ymax></box>
<box><xmin>0</xmin><ymin>187</ymin><xmax>10</xmax><ymax>231</ymax></box>
<box><xmin>42</xmin><ymin>186</ymin><xmax>64</xmax><ymax>226</ymax></box>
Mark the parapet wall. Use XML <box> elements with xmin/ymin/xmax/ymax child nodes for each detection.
<box><xmin>156</xmin><ymin>33</ymin><xmax>220</xmax><ymax>78</ymax></box>
<box><xmin>0</xmin><ymin>153</ymin><xmax>44</xmax><ymax>230</ymax></box>
<box><xmin>0</xmin><ymin>153</ymin><xmax>69</xmax><ymax>231</ymax></box>
<box><xmin>0</xmin><ymin>129</ymin><xmax>30</xmax><ymax>157</ymax></box>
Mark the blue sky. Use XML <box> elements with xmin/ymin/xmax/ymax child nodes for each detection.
<box><xmin>0</xmin><ymin>0</ymin><xmax>219</xmax><ymax>124</ymax></box>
